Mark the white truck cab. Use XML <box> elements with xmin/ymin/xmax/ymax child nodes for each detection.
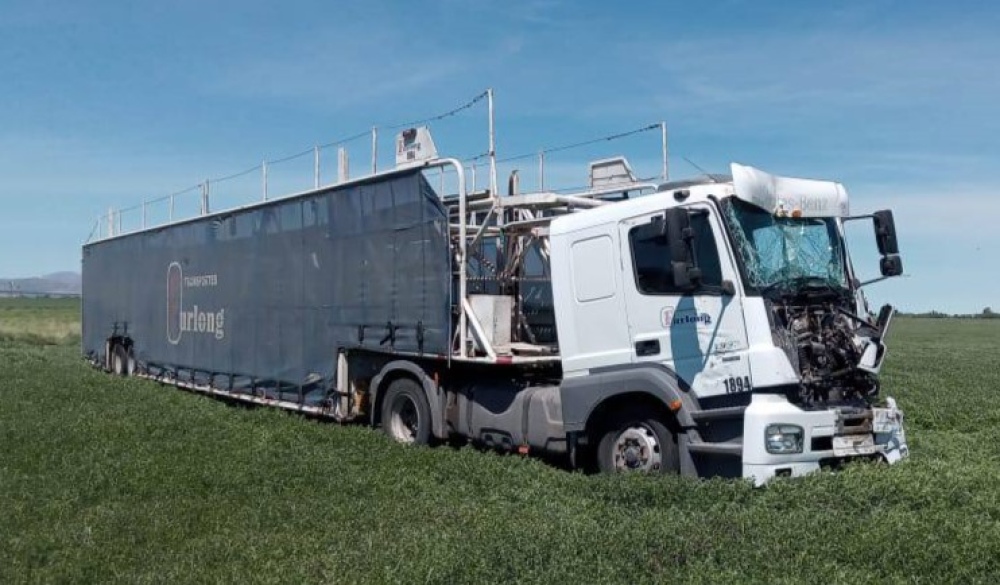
<box><xmin>549</xmin><ymin>163</ymin><xmax>907</xmax><ymax>484</ymax></box>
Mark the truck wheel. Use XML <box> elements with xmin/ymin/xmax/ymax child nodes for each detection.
<box><xmin>111</xmin><ymin>345</ymin><xmax>134</xmax><ymax>377</ymax></box>
<box><xmin>596</xmin><ymin>408</ymin><xmax>678</xmax><ymax>474</ymax></box>
<box><xmin>380</xmin><ymin>378</ymin><xmax>432</xmax><ymax>445</ymax></box>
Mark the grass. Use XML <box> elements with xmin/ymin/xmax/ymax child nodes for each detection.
<box><xmin>2</xmin><ymin>301</ymin><xmax>1000</xmax><ymax>583</ymax></box>
<box><xmin>0</xmin><ymin>297</ymin><xmax>80</xmax><ymax>346</ymax></box>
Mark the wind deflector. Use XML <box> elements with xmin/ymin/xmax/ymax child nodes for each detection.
<box><xmin>731</xmin><ymin>163</ymin><xmax>849</xmax><ymax>217</ymax></box>
<box><xmin>82</xmin><ymin>169</ymin><xmax>450</xmax><ymax>392</ymax></box>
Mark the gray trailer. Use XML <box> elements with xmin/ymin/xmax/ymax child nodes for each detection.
<box><xmin>85</xmin><ymin>115</ymin><xmax>908</xmax><ymax>483</ymax></box>
<box><xmin>84</xmin><ymin>168</ymin><xmax>452</xmax><ymax>407</ymax></box>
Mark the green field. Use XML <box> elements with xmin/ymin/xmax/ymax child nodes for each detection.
<box><xmin>0</xmin><ymin>297</ymin><xmax>80</xmax><ymax>346</ymax></box>
<box><xmin>2</xmin><ymin>299</ymin><xmax>1000</xmax><ymax>583</ymax></box>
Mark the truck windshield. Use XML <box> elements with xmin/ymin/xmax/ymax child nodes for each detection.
<box><xmin>722</xmin><ymin>198</ymin><xmax>848</xmax><ymax>295</ymax></box>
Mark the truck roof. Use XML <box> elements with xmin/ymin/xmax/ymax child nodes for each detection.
<box><xmin>549</xmin><ymin>176</ymin><xmax>734</xmax><ymax>236</ymax></box>
<box><xmin>550</xmin><ymin>163</ymin><xmax>851</xmax><ymax>236</ymax></box>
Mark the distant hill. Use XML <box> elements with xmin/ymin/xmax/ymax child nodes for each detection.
<box><xmin>0</xmin><ymin>272</ymin><xmax>81</xmax><ymax>297</ymax></box>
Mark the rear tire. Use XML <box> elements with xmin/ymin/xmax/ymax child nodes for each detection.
<box><xmin>596</xmin><ymin>407</ymin><xmax>678</xmax><ymax>474</ymax></box>
<box><xmin>380</xmin><ymin>378</ymin><xmax>432</xmax><ymax>445</ymax></box>
<box><xmin>111</xmin><ymin>345</ymin><xmax>134</xmax><ymax>377</ymax></box>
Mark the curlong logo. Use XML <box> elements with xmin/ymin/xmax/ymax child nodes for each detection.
<box><xmin>167</xmin><ymin>261</ymin><xmax>226</xmax><ymax>345</ymax></box>
<box><xmin>660</xmin><ymin>308</ymin><xmax>712</xmax><ymax>329</ymax></box>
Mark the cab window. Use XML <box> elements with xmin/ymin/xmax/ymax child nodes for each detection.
<box><xmin>628</xmin><ymin>212</ymin><xmax>722</xmax><ymax>294</ymax></box>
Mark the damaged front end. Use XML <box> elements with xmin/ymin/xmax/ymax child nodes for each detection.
<box><xmin>721</xmin><ymin>191</ymin><xmax>909</xmax><ymax>484</ymax></box>
<box><xmin>741</xmin><ymin>295</ymin><xmax>909</xmax><ymax>484</ymax></box>
<box><xmin>769</xmin><ymin>295</ymin><xmax>907</xmax><ymax>456</ymax></box>
<box><xmin>742</xmin><ymin>390</ymin><xmax>908</xmax><ymax>485</ymax></box>
<box><xmin>771</xmin><ymin>298</ymin><xmax>894</xmax><ymax>404</ymax></box>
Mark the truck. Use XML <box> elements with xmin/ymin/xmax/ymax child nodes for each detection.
<box><xmin>83</xmin><ymin>106</ymin><xmax>908</xmax><ymax>484</ymax></box>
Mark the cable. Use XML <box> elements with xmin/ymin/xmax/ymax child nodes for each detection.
<box><xmin>318</xmin><ymin>129</ymin><xmax>370</xmax><ymax>150</ymax></box>
<box><xmin>387</xmin><ymin>91</ymin><xmax>488</xmax><ymax>130</ymax></box>
<box><xmin>85</xmin><ymin>220</ymin><xmax>100</xmax><ymax>243</ymax></box>
<box><xmin>213</xmin><ymin>165</ymin><xmax>262</xmax><ymax>184</ymax></box>
<box><xmin>463</xmin><ymin>152</ymin><xmax>491</xmax><ymax>162</ymax></box>
<box><xmin>496</xmin><ymin>123</ymin><xmax>660</xmax><ymax>164</ymax></box>
<box><xmin>268</xmin><ymin>148</ymin><xmax>314</xmax><ymax>166</ymax></box>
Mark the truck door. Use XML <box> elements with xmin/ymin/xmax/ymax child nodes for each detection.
<box><xmin>618</xmin><ymin>203</ymin><xmax>752</xmax><ymax>399</ymax></box>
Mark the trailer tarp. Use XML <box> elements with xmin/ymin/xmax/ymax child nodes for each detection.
<box><xmin>82</xmin><ymin>170</ymin><xmax>450</xmax><ymax>398</ymax></box>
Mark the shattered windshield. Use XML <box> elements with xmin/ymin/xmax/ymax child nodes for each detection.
<box><xmin>723</xmin><ymin>198</ymin><xmax>848</xmax><ymax>295</ymax></box>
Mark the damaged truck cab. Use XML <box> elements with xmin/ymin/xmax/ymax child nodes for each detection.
<box><xmin>550</xmin><ymin>163</ymin><xmax>908</xmax><ymax>483</ymax></box>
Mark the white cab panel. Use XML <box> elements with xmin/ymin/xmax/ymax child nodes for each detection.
<box><xmin>551</xmin><ymin>224</ymin><xmax>632</xmax><ymax>376</ymax></box>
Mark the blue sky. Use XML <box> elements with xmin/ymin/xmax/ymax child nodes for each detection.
<box><xmin>1</xmin><ymin>0</ymin><xmax>997</xmax><ymax>313</ymax></box>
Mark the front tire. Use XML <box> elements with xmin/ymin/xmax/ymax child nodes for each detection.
<box><xmin>596</xmin><ymin>407</ymin><xmax>678</xmax><ymax>474</ymax></box>
<box><xmin>380</xmin><ymin>378</ymin><xmax>432</xmax><ymax>445</ymax></box>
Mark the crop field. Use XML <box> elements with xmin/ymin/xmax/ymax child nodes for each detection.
<box><xmin>0</xmin><ymin>297</ymin><xmax>80</xmax><ymax>346</ymax></box>
<box><xmin>2</xmin><ymin>298</ymin><xmax>1000</xmax><ymax>583</ymax></box>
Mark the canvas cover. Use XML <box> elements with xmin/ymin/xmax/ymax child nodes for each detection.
<box><xmin>82</xmin><ymin>170</ymin><xmax>450</xmax><ymax>400</ymax></box>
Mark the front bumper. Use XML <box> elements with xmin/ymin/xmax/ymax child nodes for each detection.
<box><xmin>742</xmin><ymin>394</ymin><xmax>908</xmax><ymax>486</ymax></box>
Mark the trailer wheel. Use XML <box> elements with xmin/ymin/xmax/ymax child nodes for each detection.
<box><xmin>596</xmin><ymin>407</ymin><xmax>678</xmax><ymax>474</ymax></box>
<box><xmin>111</xmin><ymin>345</ymin><xmax>134</xmax><ymax>377</ymax></box>
<box><xmin>381</xmin><ymin>378</ymin><xmax>432</xmax><ymax>445</ymax></box>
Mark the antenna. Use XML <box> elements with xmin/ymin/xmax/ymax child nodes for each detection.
<box><xmin>682</xmin><ymin>156</ymin><xmax>718</xmax><ymax>182</ymax></box>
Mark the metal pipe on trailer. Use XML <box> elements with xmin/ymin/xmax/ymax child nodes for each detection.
<box><xmin>201</xmin><ymin>180</ymin><xmax>210</xmax><ymax>215</ymax></box>
<box><xmin>488</xmin><ymin>88</ymin><xmax>497</xmax><ymax>200</ymax></box>
<box><xmin>538</xmin><ymin>151</ymin><xmax>545</xmax><ymax>192</ymax></box>
<box><xmin>262</xmin><ymin>161</ymin><xmax>269</xmax><ymax>201</ymax></box>
<box><xmin>432</xmin><ymin>157</ymin><xmax>500</xmax><ymax>361</ymax></box>
<box><xmin>661</xmin><ymin>121</ymin><xmax>668</xmax><ymax>182</ymax></box>
<box><xmin>430</xmin><ymin>157</ymin><xmax>468</xmax><ymax>357</ymax></box>
<box><xmin>314</xmin><ymin>146</ymin><xmax>320</xmax><ymax>189</ymax></box>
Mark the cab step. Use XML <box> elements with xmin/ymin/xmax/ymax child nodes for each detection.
<box><xmin>687</xmin><ymin>437</ymin><xmax>743</xmax><ymax>457</ymax></box>
<box><xmin>690</xmin><ymin>405</ymin><xmax>746</xmax><ymax>422</ymax></box>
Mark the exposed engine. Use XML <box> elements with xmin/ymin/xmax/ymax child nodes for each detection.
<box><xmin>772</xmin><ymin>301</ymin><xmax>879</xmax><ymax>405</ymax></box>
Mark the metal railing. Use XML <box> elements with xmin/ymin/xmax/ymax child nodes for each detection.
<box><xmin>88</xmin><ymin>91</ymin><xmax>495</xmax><ymax>242</ymax></box>
<box><xmin>87</xmin><ymin>89</ymin><xmax>669</xmax><ymax>243</ymax></box>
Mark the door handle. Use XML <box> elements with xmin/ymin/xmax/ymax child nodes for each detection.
<box><xmin>635</xmin><ymin>339</ymin><xmax>660</xmax><ymax>356</ymax></box>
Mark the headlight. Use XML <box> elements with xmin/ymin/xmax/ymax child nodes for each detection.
<box><xmin>765</xmin><ymin>424</ymin><xmax>804</xmax><ymax>454</ymax></box>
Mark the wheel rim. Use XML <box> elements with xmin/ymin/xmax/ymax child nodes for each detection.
<box><xmin>611</xmin><ymin>424</ymin><xmax>662</xmax><ymax>472</ymax></box>
<box><xmin>388</xmin><ymin>395</ymin><xmax>420</xmax><ymax>443</ymax></box>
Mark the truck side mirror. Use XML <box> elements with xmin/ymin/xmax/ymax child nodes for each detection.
<box><xmin>880</xmin><ymin>254</ymin><xmax>903</xmax><ymax>277</ymax></box>
<box><xmin>664</xmin><ymin>208</ymin><xmax>701</xmax><ymax>290</ymax></box>
<box><xmin>872</xmin><ymin>210</ymin><xmax>899</xmax><ymax>255</ymax></box>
